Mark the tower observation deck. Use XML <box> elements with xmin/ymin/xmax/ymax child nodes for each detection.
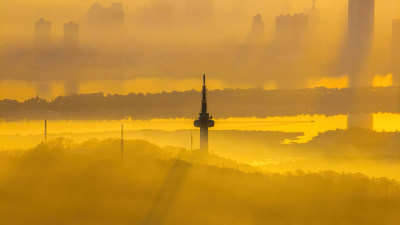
<box><xmin>194</xmin><ymin>74</ymin><xmax>215</xmax><ymax>152</ymax></box>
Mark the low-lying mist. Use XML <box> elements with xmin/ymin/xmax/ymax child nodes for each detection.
<box><xmin>0</xmin><ymin>137</ymin><xmax>399</xmax><ymax>225</ymax></box>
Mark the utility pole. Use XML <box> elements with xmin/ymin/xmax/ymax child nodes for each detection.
<box><xmin>191</xmin><ymin>133</ymin><xmax>193</xmax><ymax>152</ymax></box>
<box><xmin>121</xmin><ymin>124</ymin><xmax>124</xmax><ymax>160</ymax></box>
<box><xmin>44</xmin><ymin>120</ymin><xmax>47</xmax><ymax>142</ymax></box>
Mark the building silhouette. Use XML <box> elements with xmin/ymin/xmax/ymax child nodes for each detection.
<box><xmin>304</xmin><ymin>0</ymin><xmax>320</xmax><ymax>28</ymax></box>
<box><xmin>271</xmin><ymin>13</ymin><xmax>309</xmax><ymax>89</ymax></box>
<box><xmin>64</xmin><ymin>22</ymin><xmax>79</xmax><ymax>51</ymax></box>
<box><xmin>35</xmin><ymin>18</ymin><xmax>51</xmax><ymax>49</ymax></box>
<box><xmin>346</xmin><ymin>0</ymin><xmax>375</xmax><ymax>130</ymax></box>
<box><xmin>390</xmin><ymin>19</ymin><xmax>400</xmax><ymax>85</ymax></box>
<box><xmin>392</xmin><ymin>19</ymin><xmax>400</xmax><ymax>49</ymax></box>
<box><xmin>86</xmin><ymin>2</ymin><xmax>125</xmax><ymax>46</ymax></box>
<box><xmin>348</xmin><ymin>0</ymin><xmax>375</xmax><ymax>54</ymax></box>
<box><xmin>344</xmin><ymin>0</ymin><xmax>375</xmax><ymax>80</ymax></box>
<box><xmin>87</xmin><ymin>2</ymin><xmax>124</xmax><ymax>27</ymax></box>
<box><xmin>392</xmin><ymin>19</ymin><xmax>400</xmax><ymax>43</ymax></box>
<box><xmin>276</xmin><ymin>13</ymin><xmax>308</xmax><ymax>40</ymax></box>
<box><xmin>194</xmin><ymin>75</ymin><xmax>215</xmax><ymax>152</ymax></box>
<box><xmin>251</xmin><ymin>14</ymin><xmax>265</xmax><ymax>41</ymax></box>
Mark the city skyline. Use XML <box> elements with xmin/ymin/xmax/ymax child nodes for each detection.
<box><xmin>0</xmin><ymin>0</ymin><xmax>399</xmax><ymax>99</ymax></box>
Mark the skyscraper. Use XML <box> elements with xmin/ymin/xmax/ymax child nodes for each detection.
<box><xmin>392</xmin><ymin>19</ymin><xmax>400</xmax><ymax>50</ymax></box>
<box><xmin>346</xmin><ymin>0</ymin><xmax>375</xmax><ymax>130</ymax></box>
<box><xmin>276</xmin><ymin>13</ymin><xmax>308</xmax><ymax>40</ymax></box>
<box><xmin>194</xmin><ymin>75</ymin><xmax>215</xmax><ymax>152</ymax></box>
<box><xmin>347</xmin><ymin>0</ymin><xmax>375</xmax><ymax>57</ymax></box>
<box><xmin>391</xmin><ymin>19</ymin><xmax>400</xmax><ymax>85</ymax></box>
<box><xmin>86</xmin><ymin>2</ymin><xmax>124</xmax><ymax>27</ymax></box>
<box><xmin>251</xmin><ymin>14</ymin><xmax>265</xmax><ymax>41</ymax></box>
<box><xmin>346</xmin><ymin>0</ymin><xmax>375</xmax><ymax>86</ymax></box>
<box><xmin>86</xmin><ymin>2</ymin><xmax>125</xmax><ymax>47</ymax></box>
<box><xmin>64</xmin><ymin>22</ymin><xmax>79</xmax><ymax>51</ymax></box>
<box><xmin>304</xmin><ymin>0</ymin><xmax>320</xmax><ymax>28</ymax></box>
<box><xmin>35</xmin><ymin>18</ymin><xmax>51</xmax><ymax>49</ymax></box>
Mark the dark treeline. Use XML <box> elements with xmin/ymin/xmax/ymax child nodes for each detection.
<box><xmin>1</xmin><ymin>86</ymin><xmax>400</xmax><ymax>120</ymax></box>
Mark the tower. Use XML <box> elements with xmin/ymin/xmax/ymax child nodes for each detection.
<box><xmin>35</xmin><ymin>18</ymin><xmax>51</xmax><ymax>50</ymax></box>
<box><xmin>194</xmin><ymin>75</ymin><xmax>215</xmax><ymax>152</ymax></box>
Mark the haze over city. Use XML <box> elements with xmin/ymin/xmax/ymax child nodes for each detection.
<box><xmin>0</xmin><ymin>0</ymin><xmax>400</xmax><ymax>99</ymax></box>
<box><xmin>1</xmin><ymin>1</ymin><xmax>400</xmax><ymax>225</ymax></box>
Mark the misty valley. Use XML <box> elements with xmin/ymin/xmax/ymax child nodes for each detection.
<box><xmin>1</xmin><ymin>113</ymin><xmax>400</xmax><ymax>179</ymax></box>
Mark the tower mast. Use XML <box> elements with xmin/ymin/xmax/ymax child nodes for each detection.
<box><xmin>44</xmin><ymin>120</ymin><xmax>47</xmax><ymax>142</ymax></box>
<box><xmin>121</xmin><ymin>124</ymin><xmax>124</xmax><ymax>160</ymax></box>
<box><xmin>194</xmin><ymin>74</ymin><xmax>215</xmax><ymax>152</ymax></box>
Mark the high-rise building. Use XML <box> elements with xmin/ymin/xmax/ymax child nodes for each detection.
<box><xmin>390</xmin><ymin>19</ymin><xmax>400</xmax><ymax>85</ymax></box>
<box><xmin>304</xmin><ymin>0</ymin><xmax>320</xmax><ymax>27</ymax></box>
<box><xmin>348</xmin><ymin>0</ymin><xmax>375</xmax><ymax>53</ymax></box>
<box><xmin>87</xmin><ymin>2</ymin><xmax>124</xmax><ymax>27</ymax></box>
<box><xmin>346</xmin><ymin>0</ymin><xmax>375</xmax><ymax>130</ymax></box>
<box><xmin>392</xmin><ymin>19</ymin><xmax>400</xmax><ymax>50</ymax></box>
<box><xmin>276</xmin><ymin>13</ymin><xmax>308</xmax><ymax>40</ymax></box>
<box><xmin>109</xmin><ymin>3</ymin><xmax>125</xmax><ymax>25</ymax></box>
<box><xmin>64</xmin><ymin>22</ymin><xmax>79</xmax><ymax>51</ymax></box>
<box><xmin>86</xmin><ymin>2</ymin><xmax>125</xmax><ymax>46</ymax></box>
<box><xmin>251</xmin><ymin>14</ymin><xmax>265</xmax><ymax>41</ymax></box>
<box><xmin>35</xmin><ymin>18</ymin><xmax>51</xmax><ymax>49</ymax></box>
<box><xmin>346</xmin><ymin>0</ymin><xmax>374</xmax><ymax>86</ymax></box>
